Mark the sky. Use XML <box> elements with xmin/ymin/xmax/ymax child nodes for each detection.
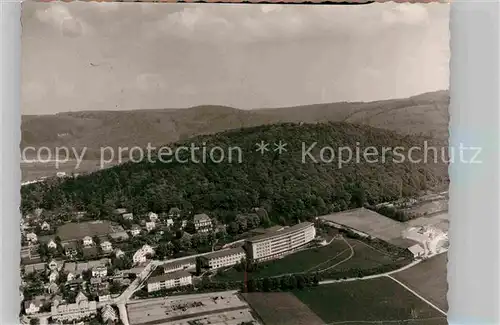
<box><xmin>21</xmin><ymin>2</ymin><xmax>450</xmax><ymax>115</ymax></box>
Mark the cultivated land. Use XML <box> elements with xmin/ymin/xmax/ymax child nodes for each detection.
<box><xmin>21</xmin><ymin>159</ymin><xmax>121</xmax><ymax>182</ymax></box>
<box><xmin>393</xmin><ymin>253</ymin><xmax>449</xmax><ymax>312</ymax></box>
<box><xmin>241</xmin><ymin>292</ymin><xmax>324</xmax><ymax>325</ymax></box>
<box><xmin>318</xmin><ymin>208</ymin><xmax>415</xmax><ymax>248</ymax></box>
<box><xmin>214</xmin><ymin>237</ymin><xmax>399</xmax><ymax>282</ymax></box>
<box><xmin>294</xmin><ymin>277</ymin><xmax>448</xmax><ymax>325</ymax></box>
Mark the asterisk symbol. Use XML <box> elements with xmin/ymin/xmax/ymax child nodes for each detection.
<box><xmin>274</xmin><ymin>141</ymin><xmax>288</xmax><ymax>154</ymax></box>
<box><xmin>255</xmin><ymin>141</ymin><xmax>270</xmax><ymax>155</ymax></box>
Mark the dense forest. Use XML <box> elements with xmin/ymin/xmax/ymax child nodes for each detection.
<box><xmin>21</xmin><ymin>122</ymin><xmax>448</xmax><ymax>225</ymax></box>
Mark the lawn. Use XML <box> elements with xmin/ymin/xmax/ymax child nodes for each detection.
<box><xmin>393</xmin><ymin>253</ymin><xmax>448</xmax><ymax>311</ymax></box>
<box><xmin>294</xmin><ymin>277</ymin><xmax>447</xmax><ymax>325</ymax></box>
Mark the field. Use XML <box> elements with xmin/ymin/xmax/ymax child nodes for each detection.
<box><xmin>393</xmin><ymin>253</ymin><xmax>448</xmax><ymax>312</ymax></box>
<box><xmin>214</xmin><ymin>237</ymin><xmax>399</xmax><ymax>282</ymax></box>
<box><xmin>294</xmin><ymin>277</ymin><xmax>447</xmax><ymax>325</ymax></box>
<box><xmin>241</xmin><ymin>292</ymin><xmax>324</xmax><ymax>325</ymax></box>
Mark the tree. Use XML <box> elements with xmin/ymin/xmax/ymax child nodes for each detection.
<box><xmin>195</xmin><ymin>257</ymin><xmax>203</xmax><ymax>276</ymax></box>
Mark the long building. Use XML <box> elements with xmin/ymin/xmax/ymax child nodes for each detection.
<box><xmin>200</xmin><ymin>247</ymin><xmax>246</xmax><ymax>270</ymax></box>
<box><xmin>245</xmin><ymin>222</ymin><xmax>316</xmax><ymax>261</ymax></box>
<box><xmin>147</xmin><ymin>270</ymin><xmax>193</xmax><ymax>293</ymax></box>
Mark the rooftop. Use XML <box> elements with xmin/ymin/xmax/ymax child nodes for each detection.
<box><xmin>194</xmin><ymin>213</ymin><xmax>210</xmax><ymax>222</ymax></box>
<box><xmin>201</xmin><ymin>247</ymin><xmax>246</xmax><ymax>260</ymax></box>
<box><xmin>246</xmin><ymin>222</ymin><xmax>314</xmax><ymax>243</ymax></box>
<box><xmin>147</xmin><ymin>270</ymin><xmax>192</xmax><ymax>284</ymax></box>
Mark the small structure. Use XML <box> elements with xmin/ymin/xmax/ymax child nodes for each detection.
<box><xmin>122</xmin><ymin>213</ymin><xmax>134</xmax><ymax>221</ymax></box>
<box><xmin>408</xmin><ymin>244</ymin><xmax>425</xmax><ymax>258</ymax></box>
<box><xmin>47</xmin><ymin>239</ymin><xmax>57</xmax><ymax>249</ymax></box>
<box><xmin>26</xmin><ymin>232</ymin><xmax>38</xmax><ymax>243</ymax></box>
<box><xmin>133</xmin><ymin>245</ymin><xmax>154</xmax><ymax>265</ymax></box>
<box><xmin>92</xmin><ymin>266</ymin><xmax>108</xmax><ymax>278</ymax></box>
<box><xmin>168</xmin><ymin>207</ymin><xmax>181</xmax><ymax>218</ymax></box>
<box><xmin>101</xmin><ymin>304</ymin><xmax>118</xmax><ymax>323</ymax></box>
<box><xmin>115</xmin><ymin>249</ymin><xmax>125</xmax><ymax>258</ymax></box>
<box><xmin>166</xmin><ymin>218</ymin><xmax>174</xmax><ymax>228</ymax></box>
<box><xmin>148</xmin><ymin>212</ymin><xmax>159</xmax><ymax>222</ymax></box>
<box><xmin>41</xmin><ymin>221</ymin><xmax>51</xmax><ymax>231</ymax></box>
<box><xmin>82</xmin><ymin>236</ymin><xmax>93</xmax><ymax>247</ymax></box>
<box><xmin>130</xmin><ymin>224</ymin><xmax>141</xmax><ymax>237</ymax></box>
<box><xmin>49</xmin><ymin>270</ymin><xmax>59</xmax><ymax>282</ymax></box>
<box><xmin>145</xmin><ymin>221</ymin><xmax>156</xmax><ymax>232</ymax></box>
<box><xmin>24</xmin><ymin>296</ymin><xmax>45</xmax><ymax>315</ymax></box>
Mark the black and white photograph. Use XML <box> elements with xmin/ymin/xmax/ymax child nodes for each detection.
<box><xmin>19</xmin><ymin>2</ymin><xmax>450</xmax><ymax>325</ymax></box>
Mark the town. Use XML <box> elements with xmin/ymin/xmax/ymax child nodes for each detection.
<box><xmin>19</xmin><ymin>192</ymin><xmax>449</xmax><ymax>325</ymax></box>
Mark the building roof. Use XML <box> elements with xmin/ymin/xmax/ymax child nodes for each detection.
<box><xmin>246</xmin><ymin>222</ymin><xmax>314</xmax><ymax>243</ymax></box>
<box><xmin>147</xmin><ymin>270</ymin><xmax>192</xmax><ymax>284</ymax></box>
<box><xmin>57</xmin><ymin>221</ymin><xmax>115</xmax><ymax>242</ymax></box>
<box><xmin>201</xmin><ymin>247</ymin><xmax>246</xmax><ymax>260</ymax></box>
<box><xmin>408</xmin><ymin>244</ymin><xmax>425</xmax><ymax>255</ymax></box>
<box><xmin>194</xmin><ymin>213</ymin><xmax>210</xmax><ymax>222</ymax></box>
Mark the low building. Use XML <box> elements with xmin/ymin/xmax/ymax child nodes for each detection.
<box><xmin>102</xmin><ymin>304</ymin><xmax>118</xmax><ymax>323</ymax></box>
<box><xmin>147</xmin><ymin>270</ymin><xmax>192</xmax><ymax>293</ymax></box>
<box><xmin>26</xmin><ymin>232</ymin><xmax>38</xmax><ymax>243</ymax></box>
<box><xmin>114</xmin><ymin>208</ymin><xmax>127</xmax><ymax>215</ymax></box>
<box><xmin>115</xmin><ymin>249</ymin><xmax>125</xmax><ymax>258</ymax></box>
<box><xmin>145</xmin><ymin>221</ymin><xmax>156</xmax><ymax>232</ymax></box>
<box><xmin>245</xmin><ymin>222</ymin><xmax>316</xmax><ymax>261</ymax></box>
<box><xmin>47</xmin><ymin>239</ymin><xmax>57</xmax><ymax>249</ymax></box>
<box><xmin>41</xmin><ymin>221</ymin><xmax>51</xmax><ymax>231</ymax></box>
<box><xmin>63</xmin><ymin>242</ymin><xmax>78</xmax><ymax>258</ymax></box>
<box><xmin>51</xmin><ymin>292</ymin><xmax>97</xmax><ymax>322</ymax></box>
<box><xmin>168</xmin><ymin>207</ymin><xmax>181</xmax><ymax>218</ymax></box>
<box><xmin>122</xmin><ymin>213</ymin><xmax>134</xmax><ymax>221</ymax></box>
<box><xmin>408</xmin><ymin>244</ymin><xmax>425</xmax><ymax>258</ymax></box>
<box><xmin>162</xmin><ymin>258</ymin><xmax>196</xmax><ymax>274</ymax></box>
<box><xmin>48</xmin><ymin>259</ymin><xmax>63</xmax><ymax>271</ymax></box>
<box><xmin>24</xmin><ymin>296</ymin><xmax>46</xmax><ymax>315</ymax></box>
<box><xmin>148</xmin><ymin>212</ymin><xmax>159</xmax><ymax>222</ymax></box>
<box><xmin>49</xmin><ymin>270</ymin><xmax>59</xmax><ymax>282</ymax></box>
<box><xmin>133</xmin><ymin>245</ymin><xmax>154</xmax><ymax>265</ymax></box>
<box><xmin>92</xmin><ymin>266</ymin><xmax>108</xmax><ymax>278</ymax></box>
<box><xmin>130</xmin><ymin>225</ymin><xmax>141</xmax><ymax>237</ymax></box>
<box><xmin>166</xmin><ymin>218</ymin><xmax>174</xmax><ymax>227</ymax></box>
<box><xmin>194</xmin><ymin>213</ymin><xmax>212</xmax><ymax>232</ymax></box>
<box><xmin>200</xmin><ymin>247</ymin><xmax>246</xmax><ymax>270</ymax></box>
<box><xmin>82</xmin><ymin>236</ymin><xmax>93</xmax><ymax>247</ymax></box>
<box><xmin>101</xmin><ymin>241</ymin><xmax>113</xmax><ymax>253</ymax></box>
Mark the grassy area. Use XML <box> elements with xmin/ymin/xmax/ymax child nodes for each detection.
<box><xmin>241</xmin><ymin>292</ymin><xmax>324</xmax><ymax>325</ymax></box>
<box><xmin>294</xmin><ymin>277</ymin><xmax>447</xmax><ymax>325</ymax></box>
<box><xmin>393</xmin><ymin>253</ymin><xmax>448</xmax><ymax>312</ymax></box>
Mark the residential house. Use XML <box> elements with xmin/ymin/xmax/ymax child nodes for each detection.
<box><xmin>90</xmin><ymin>277</ymin><xmax>109</xmax><ymax>293</ymax></box>
<box><xmin>114</xmin><ymin>249</ymin><xmax>125</xmax><ymax>258</ymax></box>
<box><xmin>147</xmin><ymin>270</ymin><xmax>192</xmax><ymax>293</ymax></box>
<box><xmin>67</xmin><ymin>272</ymin><xmax>75</xmax><ymax>282</ymax></box>
<box><xmin>47</xmin><ymin>239</ymin><xmax>57</xmax><ymax>250</ymax></box>
<box><xmin>133</xmin><ymin>245</ymin><xmax>154</xmax><ymax>265</ymax></box>
<box><xmin>194</xmin><ymin>213</ymin><xmax>212</xmax><ymax>233</ymax></box>
<box><xmin>51</xmin><ymin>292</ymin><xmax>97</xmax><ymax>322</ymax></box>
<box><xmin>48</xmin><ymin>259</ymin><xmax>63</xmax><ymax>271</ymax></box>
<box><xmin>114</xmin><ymin>208</ymin><xmax>127</xmax><ymax>215</ymax></box>
<box><xmin>26</xmin><ymin>232</ymin><xmax>38</xmax><ymax>243</ymax></box>
<box><xmin>63</xmin><ymin>242</ymin><xmax>78</xmax><ymax>258</ymax></box>
<box><xmin>41</xmin><ymin>221</ymin><xmax>51</xmax><ymax>231</ymax></box>
<box><xmin>24</xmin><ymin>296</ymin><xmax>46</xmax><ymax>315</ymax></box>
<box><xmin>100</xmin><ymin>241</ymin><xmax>113</xmax><ymax>253</ymax></box>
<box><xmin>98</xmin><ymin>291</ymin><xmax>111</xmax><ymax>303</ymax></box>
<box><xmin>49</xmin><ymin>270</ymin><xmax>59</xmax><ymax>282</ymax></box>
<box><xmin>181</xmin><ymin>220</ymin><xmax>188</xmax><ymax>229</ymax></box>
<box><xmin>92</xmin><ymin>266</ymin><xmax>108</xmax><ymax>278</ymax></box>
<box><xmin>82</xmin><ymin>236</ymin><xmax>93</xmax><ymax>247</ymax></box>
<box><xmin>65</xmin><ymin>278</ymin><xmax>84</xmax><ymax>291</ymax></box>
<box><xmin>166</xmin><ymin>218</ymin><xmax>174</xmax><ymax>228</ymax></box>
<box><xmin>101</xmin><ymin>304</ymin><xmax>118</xmax><ymax>323</ymax></box>
<box><xmin>148</xmin><ymin>212</ymin><xmax>159</xmax><ymax>222</ymax></box>
<box><xmin>145</xmin><ymin>221</ymin><xmax>156</xmax><ymax>232</ymax></box>
<box><xmin>130</xmin><ymin>225</ymin><xmax>141</xmax><ymax>237</ymax></box>
<box><xmin>168</xmin><ymin>207</ymin><xmax>181</xmax><ymax>219</ymax></box>
<box><xmin>122</xmin><ymin>213</ymin><xmax>134</xmax><ymax>221</ymax></box>
<box><xmin>47</xmin><ymin>282</ymin><xmax>59</xmax><ymax>294</ymax></box>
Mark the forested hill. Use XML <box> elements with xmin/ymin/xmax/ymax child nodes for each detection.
<box><xmin>21</xmin><ymin>122</ymin><xmax>449</xmax><ymax>224</ymax></box>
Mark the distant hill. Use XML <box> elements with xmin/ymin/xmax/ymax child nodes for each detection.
<box><xmin>21</xmin><ymin>122</ymin><xmax>449</xmax><ymax>224</ymax></box>
<box><xmin>21</xmin><ymin>90</ymin><xmax>449</xmax><ymax>159</ymax></box>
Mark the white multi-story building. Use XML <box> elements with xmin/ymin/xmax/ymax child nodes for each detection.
<box><xmin>245</xmin><ymin>222</ymin><xmax>316</xmax><ymax>261</ymax></box>
<box><xmin>147</xmin><ymin>270</ymin><xmax>192</xmax><ymax>293</ymax></box>
<box><xmin>51</xmin><ymin>292</ymin><xmax>97</xmax><ymax>322</ymax></box>
<box><xmin>194</xmin><ymin>214</ymin><xmax>212</xmax><ymax>233</ymax></box>
<box><xmin>133</xmin><ymin>245</ymin><xmax>154</xmax><ymax>265</ymax></box>
<box><xmin>201</xmin><ymin>247</ymin><xmax>246</xmax><ymax>270</ymax></box>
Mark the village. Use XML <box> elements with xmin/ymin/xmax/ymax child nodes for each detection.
<box><xmin>18</xmin><ymin>190</ymin><xmax>449</xmax><ymax>325</ymax></box>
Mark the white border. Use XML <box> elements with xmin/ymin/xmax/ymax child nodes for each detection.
<box><xmin>2</xmin><ymin>1</ymin><xmax>500</xmax><ymax>324</ymax></box>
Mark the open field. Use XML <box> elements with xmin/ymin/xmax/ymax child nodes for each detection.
<box><xmin>21</xmin><ymin>159</ymin><xmax>116</xmax><ymax>182</ymax></box>
<box><xmin>241</xmin><ymin>292</ymin><xmax>324</xmax><ymax>325</ymax></box>
<box><xmin>319</xmin><ymin>208</ymin><xmax>416</xmax><ymax>248</ymax></box>
<box><xmin>294</xmin><ymin>277</ymin><xmax>447</xmax><ymax>325</ymax></box>
<box><xmin>393</xmin><ymin>253</ymin><xmax>448</xmax><ymax>312</ymax></box>
<box><xmin>214</xmin><ymin>237</ymin><xmax>399</xmax><ymax>282</ymax></box>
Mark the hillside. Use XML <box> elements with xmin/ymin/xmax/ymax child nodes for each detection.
<box><xmin>21</xmin><ymin>90</ymin><xmax>449</xmax><ymax>159</ymax></box>
<box><xmin>21</xmin><ymin>122</ymin><xmax>449</xmax><ymax>224</ymax></box>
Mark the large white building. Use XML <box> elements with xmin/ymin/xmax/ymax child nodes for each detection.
<box><xmin>194</xmin><ymin>213</ymin><xmax>212</xmax><ymax>233</ymax></box>
<box><xmin>200</xmin><ymin>247</ymin><xmax>246</xmax><ymax>270</ymax></box>
<box><xmin>245</xmin><ymin>222</ymin><xmax>316</xmax><ymax>261</ymax></box>
<box><xmin>147</xmin><ymin>270</ymin><xmax>192</xmax><ymax>293</ymax></box>
<box><xmin>51</xmin><ymin>292</ymin><xmax>97</xmax><ymax>322</ymax></box>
